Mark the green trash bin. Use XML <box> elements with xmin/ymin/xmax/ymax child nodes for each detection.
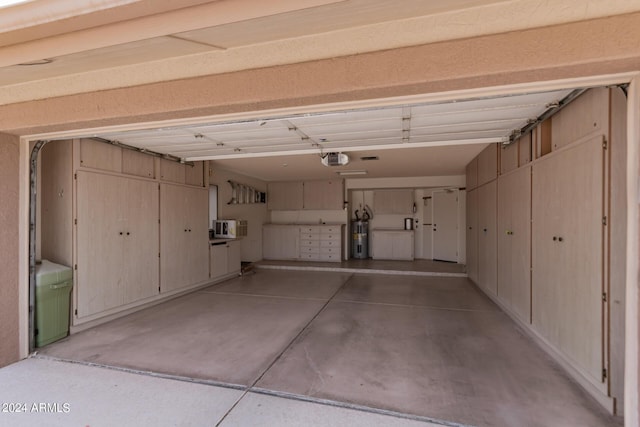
<box><xmin>35</xmin><ymin>260</ymin><xmax>73</xmax><ymax>347</ymax></box>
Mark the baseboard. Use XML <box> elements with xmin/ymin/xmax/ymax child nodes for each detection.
<box><xmin>70</xmin><ymin>274</ymin><xmax>237</xmax><ymax>333</ymax></box>
<box><xmin>473</xmin><ymin>281</ymin><xmax>615</xmax><ymax>414</ymax></box>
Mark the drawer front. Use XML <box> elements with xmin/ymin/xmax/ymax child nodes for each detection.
<box><xmin>300</xmin><ymin>226</ymin><xmax>320</xmax><ymax>234</ymax></box>
<box><xmin>301</xmin><ymin>233</ymin><xmax>320</xmax><ymax>240</ymax></box>
<box><xmin>319</xmin><ymin>234</ymin><xmax>340</xmax><ymax>241</ymax></box>
<box><xmin>320</xmin><ymin>246</ymin><xmax>340</xmax><ymax>255</ymax></box>
<box><xmin>320</xmin><ymin>239</ymin><xmax>340</xmax><ymax>248</ymax></box>
<box><xmin>320</xmin><ymin>226</ymin><xmax>341</xmax><ymax>234</ymax></box>
<box><xmin>318</xmin><ymin>253</ymin><xmax>340</xmax><ymax>262</ymax></box>
<box><xmin>300</xmin><ymin>239</ymin><xmax>319</xmax><ymax>248</ymax></box>
<box><xmin>300</xmin><ymin>246</ymin><xmax>321</xmax><ymax>254</ymax></box>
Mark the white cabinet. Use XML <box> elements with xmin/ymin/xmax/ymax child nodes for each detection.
<box><xmin>373</xmin><ymin>190</ymin><xmax>414</xmax><ymax>214</ymax></box>
<box><xmin>76</xmin><ymin>171</ymin><xmax>159</xmax><ymax>318</ymax></box>
<box><xmin>269</xmin><ymin>180</ymin><xmax>344</xmax><ymax>210</ymax></box>
<box><xmin>78</xmin><ymin>138</ymin><xmax>122</xmax><ymax>173</ymax></box>
<box><xmin>210</xmin><ymin>240</ymin><xmax>241</xmax><ymax>279</ymax></box>
<box><xmin>185</xmin><ymin>161</ymin><xmax>204</xmax><ymax>187</ymax></box>
<box><xmin>299</xmin><ymin>225</ymin><xmax>343</xmax><ymax>262</ymax></box>
<box><xmin>122</xmin><ymin>149</ymin><xmax>155</xmax><ymax>178</ymax></box>
<box><xmin>497</xmin><ymin>166</ymin><xmax>531</xmax><ymax>323</ymax></box>
<box><xmin>267</xmin><ymin>182</ymin><xmax>304</xmax><ymax>210</ymax></box>
<box><xmin>532</xmin><ymin>135</ymin><xmax>605</xmax><ymax>387</ymax></box>
<box><xmin>262</xmin><ymin>225</ymin><xmax>300</xmax><ymax>260</ymax></box>
<box><xmin>160</xmin><ymin>158</ymin><xmax>186</xmax><ymax>184</ymax></box>
<box><xmin>160</xmin><ymin>184</ymin><xmax>209</xmax><ymax>293</ymax></box>
<box><xmin>302</xmin><ymin>180</ymin><xmax>344</xmax><ymax>210</ymax></box>
<box><xmin>465</xmin><ymin>189</ymin><xmax>478</xmax><ymax>284</ymax></box>
<box><xmin>477</xmin><ymin>181</ymin><xmax>497</xmax><ymax>296</ymax></box>
<box><xmin>372</xmin><ymin>230</ymin><xmax>414</xmax><ymax>260</ymax></box>
<box><xmin>477</xmin><ymin>143</ymin><xmax>498</xmax><ymax>186</ymax></box>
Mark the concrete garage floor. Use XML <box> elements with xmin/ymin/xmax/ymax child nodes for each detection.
<box><xmin>37</xmin><ymin>270</ymin><xmax>620</xmax><ymax>427</ymax></box>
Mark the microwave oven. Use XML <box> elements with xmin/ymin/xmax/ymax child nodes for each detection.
<box><xmin>213</xmin><ymin>219</ymin><xmax>247</xmax><ymax>239</ymax></box>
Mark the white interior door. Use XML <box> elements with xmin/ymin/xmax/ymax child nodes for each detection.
<box><xmin>432</xmin><ymin>190</ymin><xmax>459</xmax><ymax>262</ymax></box>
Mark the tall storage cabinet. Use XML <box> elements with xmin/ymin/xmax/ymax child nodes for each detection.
<box><xmin>531</xmin><ymin>135</ymin><xmax>605</xmax><ymax>388</ymax></box>
<box><xmin>160</xmin><ymin>183</ymin><xmax>209</xmax><ymax>293</ymax></box>
<box><xmin>497</xmin><ymin>166</ymin><xmax>531</xmax><ymax>323</ymax></box>
<box><xmin>477</xmin><ymin>181</ymin><xmax>497</xmax><ymax>296</ymax></box>
<box><xmin>463</xmin><ymin>88</ymin><xmax>626</xmax><ymax>413</ymax></box>
<box><xmin>465</xmin><ymin>189</ymin><xmax>478</xmax><ymax>284</ymax></box>
<box><xmin>76</xmin><ymin>171</ymin><xmax>159</xmax><ymax>318</ymax></box>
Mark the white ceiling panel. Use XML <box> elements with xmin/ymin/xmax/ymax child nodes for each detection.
<box><xmin>93</xmin><ymin>87</ymin><xmax>576</xmax><ymax>174</ymax></box>
<box><xmin>410</xmin><ymin>90</ymin><xmax>573</xmax><ymax>116</ymax></box>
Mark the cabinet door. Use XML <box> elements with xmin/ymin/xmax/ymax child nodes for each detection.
<box><xmin>210</xmin><ymin>243</ymin><xmax>228</xmax><ymax>279</ymax></box>
<box><xmin>160</xmin><ymin>159</ymin><xmax>186</xmax><ymax>184</ymax></box>
<box><xmin>262</xmin><ymin>225</ymin><xmax>299</xmax><ymax>259</ymax></box>
<box><xmin>518</xmin><ymin>133</ymin><xmax>532</xmax><ymax>166</ymax></box>
<box><xmin>185</xmin><ymin>161</ymin><xmax>204</xmax><ymax>187</ymax></box>
<box><xmin>497</xmin><ymin>176</ymin><xmax>512</xmax><ymax>306</ymax></box>
<box><xmin>478</xmin><ymin>181</ymin><xmax>497</xmax><ymax>296</ymax></box>
<box><xmin>500</xmin><ymin>142</ymin><xmax>518</xmax><ymax>174</ymax></box>
<box><xmin>373</xmin><ymin>190</ymin><xmax>414</xmax><ymax>214</ymax></box>
<box><xmin>497</xmin><ymin>167</ymin><xmax>531</xmax><ymax>322</ymax></box>
<box><xmin>465</xmin><ymin>189</ymin><xmax>478</xmax><ymax>284</ymax></box>
<box><xmin>122</xmin><ymin>178</ymin><xmax>160</xmax><ymax>305</ymax></box>
<box><xmin>392</xmin><ymin>232</ymin><xmax>414</xmax><ymax>260</ymax></box>
<box><xmin>466</xmin><ymin>158</ymin><xmax>478</xmax><ymax>190</ymax></box>
<box><xmin>227</xmin><ymin>240</ymin><xmax>241</xmax><ymax>274</ymax></box>
<box><xmin>303</xmin><ymin>180</ymin><xmax>344</xmax><ymax>210</ymax></box>
<box><xmin>267</xmin><ymin>182</ymin><xmax>304</xmax><ymax>210</ymax></box>
<box><xmin>76</xmin><ymin>171</ymin><xmax>125</xmax><ymax>317</ymax></box>
<box><xmin>532</xmin><ymin>135</ymin><xmax>605</xmax><ymax>385</ymax></box>
<box><xmin>477</xmin><ymin>144</ymin><xmax>498</xmax><ymax>186</ymax></box>
<box><xmin>186</xmin><ymin>186</ymin><xmax>210</xmax><ymax>284</ymax></box>
<box><xmin>509</xmin><ymin>166</ymin><xmax>531</xmax><ymax>322</ymax></box>
<box><xmin>372</xmin><ymin>232</ymin><xmax>393</xmax><ymax>259</ymax></box>
<box><xmin>160</xmin><ymin>184</ymin><xmax>188</xmax><ymax>292</ymax></box>
<box><xmin>122</xmin><ymin>149</ymin><xmax>155</xmax><ymax>178</ymax></box>
<box><xmin>551</xmin><ymin>88</ymin><xmax>609</xmax><ymax>151</ymax></box>
<box><xmin>78</xmin><ymin>138</ymin><xmax>122</xmax><ymax>172</ymax></box>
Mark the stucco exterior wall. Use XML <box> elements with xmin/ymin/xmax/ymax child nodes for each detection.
<box><xmin>0</xmin><ymin>133</ymin><xmax>20</xmax><ymax>367</ymax></box>
<box><xmin>1</xmin><ymin>12</ymin><xmax>640</xmax><ymax>136</ymax></box>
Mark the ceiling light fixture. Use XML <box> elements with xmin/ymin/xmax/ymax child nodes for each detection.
<box><xmin>321</xmin><ymin>152</ymin><xmax>349</xmax><ymax>167</ymax></box>
<box><xmin>337</xmin><ymin>170</ymin><xmax>367</xmax><ymax>176</ymax></box>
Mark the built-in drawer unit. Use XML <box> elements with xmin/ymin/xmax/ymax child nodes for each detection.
<box><xmin>298</xmin><ymin>224</ymin><xmax>344</xmax><ymax>262</ymax></box>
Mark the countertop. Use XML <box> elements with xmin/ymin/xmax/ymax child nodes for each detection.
<box><xmin>209</xmin><ymin>238</ymin><xmax>239</xmax><ymax>244</ymax></box>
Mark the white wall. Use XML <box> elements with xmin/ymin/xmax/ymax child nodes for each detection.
<box><xmin>208</xmin><ymin>166</ymin><xmax>269</xmax><ymax>263</ymax></box>
<box><xmin>346</xmin><ymin>176</ymin><xmax>467</xmax><ymax>264</ymax></box>
<box><xmin>270</xmin><ymin>209</ymin><xmax>347</xmax><ymax>224</ymax></box>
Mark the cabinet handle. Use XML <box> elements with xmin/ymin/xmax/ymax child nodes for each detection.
<box><xmin>483</xmin><ymin>228</ymin><xmax>487</xmax><ymax>232</ymax></box>
<box><xmin>558</xmin><ymin>237</ymin><xmax>563</xmax><ymax>242</ymax></box>
<box><xmin>119</xmin><ymin>232</ymin><xmax>123</xmax><ymax>235</ymax></box>
<box><xmin>184</xmin><ymin>229</ymin><xmax>188</xmax><ymax>232</ymax></box>
<box><xmin>189</xmin><ymin>229</ymin><xmax>192</xmax><ymax>232</ymax></box>
<box><xmin>553</xmin><ymin>236</ymin><xmax>557</xmax><ymax>241</ymax></box>
<box><xmin>127</xmin><ymin>232</ymin><xmax>130</xmax><ymax>236</ymax></box>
